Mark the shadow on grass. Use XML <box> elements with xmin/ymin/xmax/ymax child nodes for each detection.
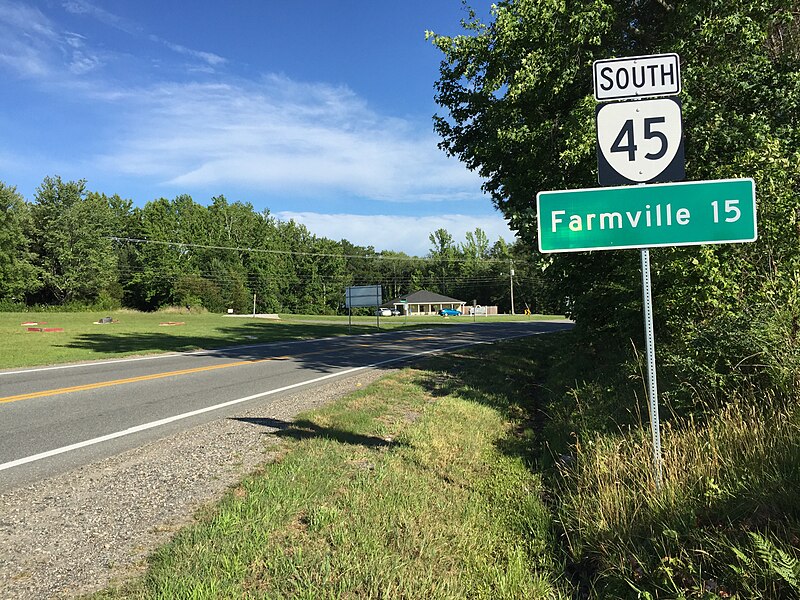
<box><xmin>60</xmin><ymin>322</ymin><xmax>379</xmax><ymax>356</ymax></box>
<box><xmin>231</xmin><ymin>416</ymin><xmax>400</xmax><ymax>449</ymax></box>
<box><xmin>414</xmin><ymin>337</ymin><xmax>562</xmax><ymax>463</ymax></box>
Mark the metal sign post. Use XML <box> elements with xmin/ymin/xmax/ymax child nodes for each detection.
<box><xmin>640</xmin><ymin>248</ymin><xmax>663</xmax><ymax>488</ymax></box>
<box><xmin>346</xmin><ymin>288</ymin><xmax>352</xmax><ymax>334</ymax></box>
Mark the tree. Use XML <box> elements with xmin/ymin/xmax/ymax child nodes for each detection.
<box><xmin>0</xmin><ymin>183</ymin><xmax>40</xmax><ymax>301</ymax></box>
<box><xmin>375</xmin><ymin>250</ymin><xmax>419</xmax><ymax>301</ymax></box>
<box><xmin>129</xmin><ymin>196</ymin><xmax>204</xmax><ymax>309</ymax></box>
<box><xmin>105</xmin><ymin>193</ymin><xmax>137</xmax><ymax>307</ymax></box>
<box><xmin>458</xmin><ymin>227</ymin><xmax>492</xmax><ymax>305</ymax></box>
<box><xmin>430</xmin><ymin>0</ymin><xmax>800</xmax><ymax>398</ymax></box>
<box><xmin>29</xmin><ymin>177</ymin><xmax>119</xmax><ymax>305</ymax></box>
<box><xmin>427</xmin><ymin>228</ymin><xmax>462</xmax><ymax>296</ymax></box>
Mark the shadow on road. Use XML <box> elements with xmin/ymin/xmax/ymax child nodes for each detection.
<box><xmin>60</xmin><ymin>320</ymin><xmax>573</xmax><ymax>375</ymax></box>
<box><xmin>60</xmin><ymin>321</ymin><xmax>375</xmax><ymax>355</ymax></box>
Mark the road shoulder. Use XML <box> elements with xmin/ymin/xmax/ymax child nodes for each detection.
<box><xmin>0</xmin><ymin>368</ymin><xmax>393</xmax><ymax>600</ymax></box>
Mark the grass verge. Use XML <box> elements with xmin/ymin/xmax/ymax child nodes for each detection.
<box><xmin>91</xmin><ymin>355</ymin><xmax>563</xmax><ymax>599</ymax></box>
<box><xmin>556</xmin><ymin>394</ymin><xmax>800</xmax><ymax>598</ymax></box>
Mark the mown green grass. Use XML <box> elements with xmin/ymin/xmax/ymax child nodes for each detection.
<box><xmin>0</xmin><ymin>309</ymin><xmax>564</xmax><ymax>369</ymax></box>
<box><xmin>0</xmin><ymin>310</ymin><xmax>350</xmax><ymax>369</ymax></box>
<box><xmin>91</xmin><ymin>356</ymin><xmax>564</xmax><ymax>599</ymax></box>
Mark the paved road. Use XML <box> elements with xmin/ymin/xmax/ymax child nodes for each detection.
<box><xmin>0</xmin><ymin>321</ymin><xmax>570</xmax><ymax>490</ymax></box>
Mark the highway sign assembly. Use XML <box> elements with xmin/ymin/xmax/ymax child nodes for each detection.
<box><xmin>345</xmin><ymin>285</ymin><xmax>382</xmax><ymax>308</ymax></box>
<box><xmin>345</xmin><ymin>284</ymin><xmax>383</xmax><ymax>331</ymax></box>
<box><xmin>535</xmin><ymin>52</ymin><xmax>757</xmax><ymax>489</ymax></box>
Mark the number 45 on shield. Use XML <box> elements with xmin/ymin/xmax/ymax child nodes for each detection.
<box><xmin>596</xmin><ymin>97</ymin><xmax>685</xmax><ymax>186</ymax></box>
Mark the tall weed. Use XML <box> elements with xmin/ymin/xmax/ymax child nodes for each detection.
<box><xmin>557</xmin><ymin>393</ymin><xmax>800</xmax><ymax>598</ymax></box>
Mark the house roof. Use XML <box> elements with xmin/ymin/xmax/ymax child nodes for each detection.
<box><xmin>384</xmin><ymin>290</ymin><xmax>465</xmax><ymax>306</ymax></box>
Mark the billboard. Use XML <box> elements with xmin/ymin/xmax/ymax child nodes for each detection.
<box><xmin>345</xmin><ymin>285</ymin><xmax>382</xmax><ymax>309</ymax></box>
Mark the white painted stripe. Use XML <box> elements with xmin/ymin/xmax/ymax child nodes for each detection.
<box><xmin>0</xmin><ymin>334</ymin><xmax>540</xmax><ymax>472</ymax></box>
<box><xmin>0</xmin><ymin>365</ymin><xmax>366</xmax><ymax>472</ymax></box>
<box><xmin>0</xmin><ymin>351</ymin><xmax>190</xmax><ymax>376</ymax></box>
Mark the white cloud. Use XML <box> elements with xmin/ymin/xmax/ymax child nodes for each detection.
<box><xmin>0</xmin><ymin>0</ymin><xmax>224</xmax><ymax>79</ymax></box>
<box><xmin>62</xmin><ymin>0</ymin><xmax>226</xmax><ymax>69</ymax></box>
<box><xmin>62</xmin><ymin>0</ymin><xmax>136</xmax><ymax>34</ymax></box>
<box><xmin>157</xmin><ymin>38</ymin><xmax>226</xmax><ymax>67</ymax></box>
<box><xmin>276</xmin><ymin>212</ymin><xmax>515</xmax><ymax>257</ymax></box>
<box><xmin>64</xmin><ymin>32</ymin><xmax>102</xmax><ymax>74</ymax></box>
<box><xmin>0</xmin><ymin>1</ymin><xmax>107</xmax><ymax>77</ymax></box>
<box><xmin>0</xmin><ymin>2</ymin><xmax>489</xmax><ymax>215</ymax></box>
<box><xmin>0</xmin><ymin>1</ymin><xmax>59</xmax><ymax>77</ymax></box>
<box><xmin>93</xmin><ymin>76</ymin><xmax>485</xmax><ymax>203</ymax></box>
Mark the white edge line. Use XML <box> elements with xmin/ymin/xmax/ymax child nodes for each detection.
<box><xmin>0</xmin><ymin>332</ymin><xmax>542</xmax><ymax>472</ymax></box>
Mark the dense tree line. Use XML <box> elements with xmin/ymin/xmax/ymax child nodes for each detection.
<box><xmin>429</xmin><ymin>3</ymin><xmax>800</xmax><ymax>596</ymax></box>
<box><xmin>0</xmin><ymin>175</ymin><xmax>550</xmax><ymax>314</ymax></box>
<box><xmin>430</xmin><ymin>0</ymin><xmax>800</xmax><ymax>405</ymax></box>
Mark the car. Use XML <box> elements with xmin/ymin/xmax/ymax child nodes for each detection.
<box><xmin>390</xmin><ymin>309</ymin><xmax>401</xmax><ymax>316</ymax></box>
<box><xmin>438</xmin><ymin>308</ymin><xmax>461</xmax><ymax>317</ymax></box>
<box><xmin>375</xmin><ymin>308</ymin><xmax>392</xmax><ymax>317</ymax></box>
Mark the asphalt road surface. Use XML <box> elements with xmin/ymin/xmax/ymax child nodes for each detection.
<box><xmin>0</xmin><ymin>321</ymin><xmax>570</xmax><ymax>491</ymax></box>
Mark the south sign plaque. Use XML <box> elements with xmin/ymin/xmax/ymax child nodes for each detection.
<box><xmin>593</xmin><ymin>53</ymin><xmax>681</xmax><ymax>101</ymax></box>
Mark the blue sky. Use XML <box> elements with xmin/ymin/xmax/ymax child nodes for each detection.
<box><xmin>0</xmin><ymin>0</ymin><xmax>510</xmax><ymax>256</ymax></box>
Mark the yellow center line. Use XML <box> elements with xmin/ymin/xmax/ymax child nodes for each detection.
<box><xmin>0</xmin><ymin>357</ymin><xmax>292</xmax><ymax>404</ymax></box>
<box><xmin>0</xmin><ymin>336</ymin><xmax>438</xmax><ymax>405</ymax></box>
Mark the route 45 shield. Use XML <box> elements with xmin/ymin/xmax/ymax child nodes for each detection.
<box><xmin>596</xmin><ymin>97</ymin><xmax>685</xmax><ymax>186</ymax></box>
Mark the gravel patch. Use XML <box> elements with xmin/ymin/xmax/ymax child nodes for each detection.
<box><xmin>0</xmin><ymin>368</ymin><xmax>395</xmax><ymax>599</ymax></box>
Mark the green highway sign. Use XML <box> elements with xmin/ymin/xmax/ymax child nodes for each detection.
<box><xmin>537</xmin><ymin>178</ymin><xmax>756</xmax><ymax>253</ymax></box>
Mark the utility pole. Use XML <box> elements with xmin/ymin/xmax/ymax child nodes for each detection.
<box><xmin>509</xmin><ymin>261</ymin><xmax>516</xmax><ymax>315</ymax></box>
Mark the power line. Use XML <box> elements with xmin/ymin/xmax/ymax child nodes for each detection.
<box><xmin>108</xmin><ymin>236</ymin><xmax>519</xmax><ymax>264</ymax></box>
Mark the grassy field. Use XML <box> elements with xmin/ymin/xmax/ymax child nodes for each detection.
<box><xmin>0</xmin><ymin>309</ymin><xmax>565</xmax><ymax>369</ymax></box>
<box><xmin>83</xmin><ymin>331</ymin><xmax>800</xmax><ymax>599</ymax></box>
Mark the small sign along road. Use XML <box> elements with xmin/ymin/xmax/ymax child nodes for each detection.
<box><xmin>593</xmin><ymin>53</ymin><xmax>681</xmax><ymax>101</ymax></box>
<box><xmin>596</xmin><ymin>97</ymin><xmax>685</xmax><ymax>185</ymax></box>
<box><xmin>537</xmin><ymin>178</ymin><xmax>756</xmax><ymax>253</ymax></box>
